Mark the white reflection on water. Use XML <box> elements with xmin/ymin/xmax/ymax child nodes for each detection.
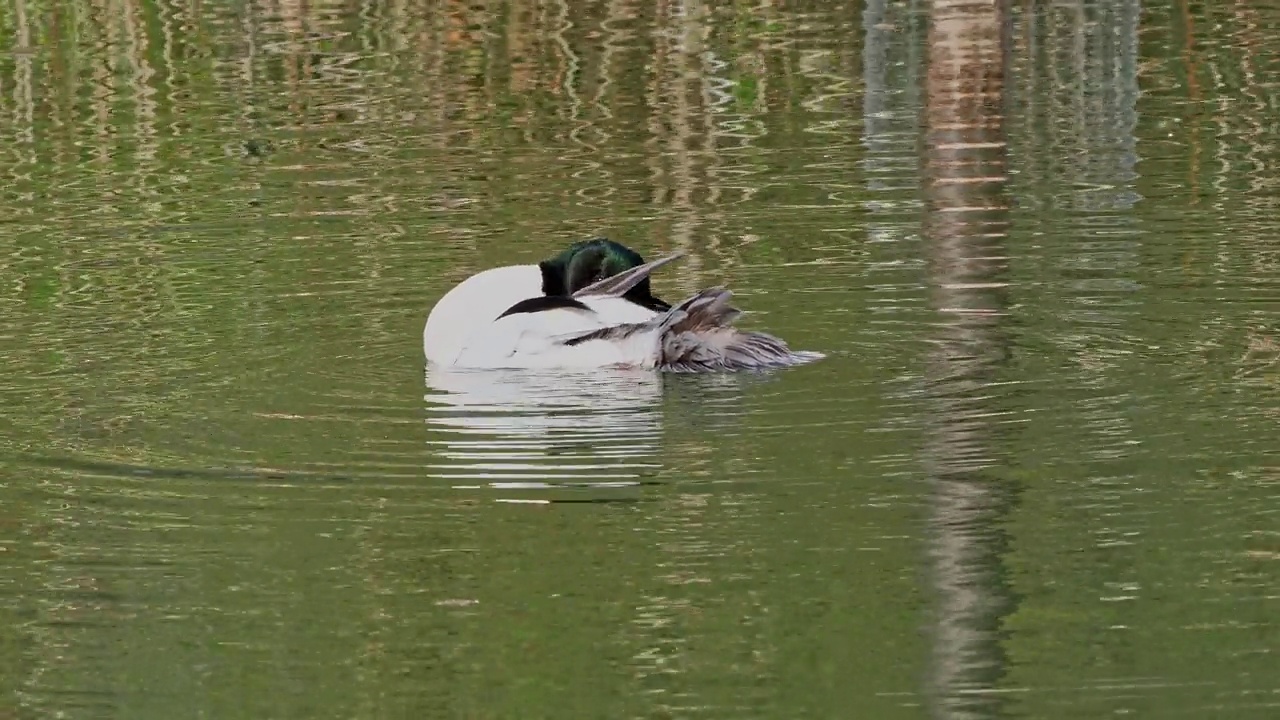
<box><xmin>423</xmin><ymin>366</ymin><xmax>665</xmax><ymax>495</ymax></box>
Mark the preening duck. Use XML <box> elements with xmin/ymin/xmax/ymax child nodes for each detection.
<box><xmin>422</xmin><ymin>238</ymin><xmax>824</xmax><ymax>371</ymax></box>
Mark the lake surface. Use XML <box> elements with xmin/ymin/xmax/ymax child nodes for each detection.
<box><xmin>2</xmin><ymin>1</ymin><xmax>1278</xmax><ymax>718</ymax></box>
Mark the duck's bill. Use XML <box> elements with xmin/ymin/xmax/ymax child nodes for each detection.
<box><xmin>572</xmin><ymin>251</ymin><xmax>685</xmax><ymax>300</ymax></box>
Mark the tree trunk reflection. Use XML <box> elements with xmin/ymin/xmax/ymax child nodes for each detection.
<box><xmin>923</xmin><ymin>1</ymin><xmax>1014</xmax><ymax>718</ymax></box>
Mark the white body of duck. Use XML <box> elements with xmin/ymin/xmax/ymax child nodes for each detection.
<box><xmin>422</xmin><ymin>264</ymin><xmax>546</xmax><ymax>366</ymax></box>
<box><xmin>423</xmin><ymin>241</ymin><xmax>823</xmax><ymax>372</ymax></box>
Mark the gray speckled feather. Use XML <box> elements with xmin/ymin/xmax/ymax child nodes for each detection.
<box><xmin>654</xmin><ymin>288</ymin><xmax>822</xmax><ymax>371</ymax></box>
<box><xmin>560</xmin><ymin>286</ymin><xmax>824</xmax><ymax>371</ymax></box>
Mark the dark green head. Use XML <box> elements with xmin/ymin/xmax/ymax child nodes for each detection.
<box><xmin>539</xmin><ymin>238</ymin><xmax>671</xmax><ymax>311</ymax></box>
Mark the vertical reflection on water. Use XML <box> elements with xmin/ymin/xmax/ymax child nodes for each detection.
<box><xmin>423</xmin><ymin>368</ymin><xmax>665</xmax><ymax>502</ymax></box>
<box><xmin>645</xmin><ymin>0</ymin><xmax>710</xmax><ymax>293</ymax></box>
<box><xmin>922</xmin><ymin>1</ymin><xmax>1013</xmax><ymax>718</ymax></box>
<box><xmin>8</xmin><ymin>0</ymin><xmax>35</xmax><ymax>204</ymax></box>
<box><xmin>862</xmin><ymin>0</ymin><xmax>928</xmax><ymax>351</ymax></box>
<box><xmin>1070</xmin><ymin>0</ymin><xmax>1140</xmax><ymax>214</ymax></box>
<box><xmin>1009</xmin><ymin>0</ymin><xmax>1143</xmax><ymax>452</ymax></box>
<box><xmin>863</xmin><ymin>0</ymin><xmax>924</xmax><ymax>200</ymax></box>
<box><xmin>1015</xmin><ymin>0</ymin><xmax>1141</xmax><ymax>214</ymax></box>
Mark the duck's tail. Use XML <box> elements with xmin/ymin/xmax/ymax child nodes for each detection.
<box><xmin>650</xmin><ymin>288</ymin><xmax>824</xmax><ymax>372</ymax></box>
<box><xmin>558</xmin><ymin>287</ymin><xmax>824</xmax><ymax>371</ymax></box>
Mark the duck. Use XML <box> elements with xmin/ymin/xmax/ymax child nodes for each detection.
<box><xmin>422</xmin><ymin>238</ymin><xmax>824</xmax><ymax>371</ymax></box>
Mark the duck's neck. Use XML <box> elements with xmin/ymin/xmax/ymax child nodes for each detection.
<box><xmin>538</xmin><ymin>258</ymin><xmax>670</xmax><ymax>312</ymax></box>
<box><xmin>537</xmin><ymin>260</ymin><xmax>569</xmax><ymax>297</ymax></box>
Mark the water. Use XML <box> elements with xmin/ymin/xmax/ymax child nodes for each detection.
<box><xmin>1</xmin><ymin>1</ymin><xmax>1277</xmax><ymax>718</ymax></box>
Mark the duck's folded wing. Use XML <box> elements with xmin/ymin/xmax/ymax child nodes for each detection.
<box><xmin>651</xmin><ymin>288</ymin><xmax>826</xmax><ymax>371</ymax></box>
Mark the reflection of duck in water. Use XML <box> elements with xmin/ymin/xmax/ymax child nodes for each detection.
<box><xmin>423</xmin><ymin>238</ymin><xmax>823</xmax><ymax>371</ymax></box>
<box><xmin>423</xmin><ymin>366</ymin><xmax>665</xmax><ymax>494</ymax></box>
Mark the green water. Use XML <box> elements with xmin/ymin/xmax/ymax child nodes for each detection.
<box><xmin>1</xmin><ymin>1</ymin><xmax>1277</xmax><ymax>718</ymax></box>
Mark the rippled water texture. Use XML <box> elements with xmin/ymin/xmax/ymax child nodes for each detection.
<box><xmin>2</xmin><ymin>1</ymin><xmax>1278</xmax><ymax>718</ymax></box>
